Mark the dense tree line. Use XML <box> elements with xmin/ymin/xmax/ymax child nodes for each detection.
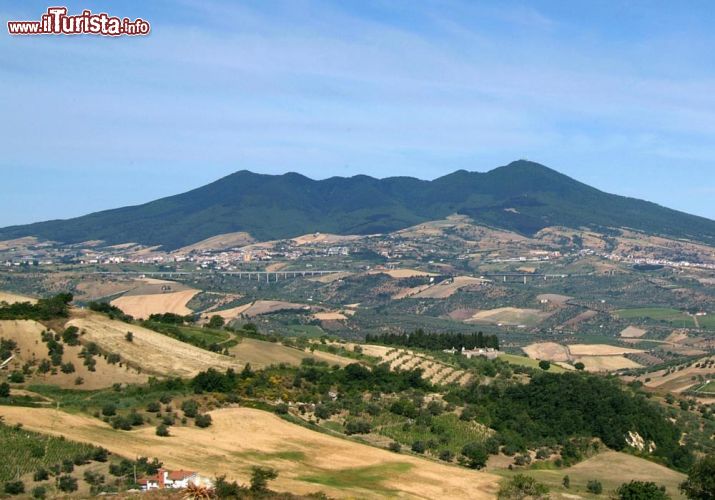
<box><xmin>87</xmin><ymin>301</ymin><xmax>133</xmax><ymax>322</ymax></box>
<box><xmin>366</xmin><ymin>329</ymin><xmax>499</xmax><ymax>351</ymax></box>
<box><xmin>0</xmin><ymin>293</ymin><xmax>72</xmax><ymax>320</ymax></box>
<box><xmin>448</xmin><ymin>372</ymin><xmax>692</xmax><ymax>471</ymax></box>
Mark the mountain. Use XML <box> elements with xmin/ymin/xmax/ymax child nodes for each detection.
<box><xmin>2</xmin><ymin>160</ymin><xmax>714</xmax><ymax>250</ymax></box>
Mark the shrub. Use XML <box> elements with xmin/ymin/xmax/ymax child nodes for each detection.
<box><xmin>345</xmin><ymin>419</ymin><xmax>371</xmax><ymax>435</ymax></box>
<box><xmin>125</xmin><ymin>331</ymin><xmax>133</xmax><ymax>342</ymax></box>
<box><xmin>411</xmin><ymin>441</ymin><xmax>426</xmax><ymax>454</ymax></box>
<box><xmin>146</xmin><ymin>401</ymin><xmax>161</xmax><ymax>413</ymax></box>
<box><xmin>57</xmin><ymin>475</ymin><xmax>78</xmax><ymax>493</ymax></box>
<box><xmin>587</xmin><ymin>480</ymin><xmax>603</xmax><ymax>495</ymax></box>
<box><xmin>31</xmin><ymin>486</ymin><xmax>46</xmax><ymax>499</ymax></box>
<box><xmin>8</xmin><ymin>371</ymin><xmax>24</xmax><ymax>383</ymax></box>
<box><xmin>181</xmin><ymin>399</ymin><xmax>199</xmax><ymax>418</ymax></box>
<box><xmin>388</xmin><ymin>442</ymin><xmax>401</xmax><ymax>453</ymax></box>
<box><xmin>439</xmin><ymin>450</ymin><xmax>455</xmax><ymax>462</ymax></box>
<box><xmin>101</xmin><ymin>404</ymin><xmax>117</xmax><ymax>416</ymax></box>
<box><xmin>574</xmin><ymin>362</ymin><xmax>585</xmax><ymax>371</ymax></box>
<box><xmin>461</xmin><ymin>442</ymin><xmax>488</xmax><ymax>469</ymax></box>
<box><xmin>538</xmin><ymin>360</ymin><xmax>551</xmax><ymax>371</ymax></box>
<box><xmin>60</xmin><ymin>362</ymin><xmax>75</xmax><ymax>374</ymax></box>
<box><xmin>4</xmin><ymin>481</ymin><xmax>25</xmax><ymax>495</ymax></box>
<box><xmin>0</xmin><ymin>382</ymin><xmax>9</xmax><ymax>397</ymax></box>
<box><xmin>156</xmin><ymin>424</ymin><xmax>170</xmax><ymax>437</ymax></box>
<box><xmin>33</xmin><ymin>468</ymin><xmax>49</xmax><ymax>481</ymax></box>
<box><xmin>61</xmin><ymin>459</ymin><xmax>74</xmax><ymax>473</ymax></box>
<box><xmin>249</xmin><ymin>466</ymin><xmax>277</xmax><ymax>492</ymax></box>
<box><xmin>498</xmin><ymin>474</ymin><xmax>549</xmax><ymax>499</ymax></box>
<box><xmin>195</xmin><ymin>414</ymin><xmax>213</xmax><ymax>428</ymax></box>
<box><xmin>615</xmin><ymin>480</ymin><xmax>669</xmax><ymax>499</ymax></box>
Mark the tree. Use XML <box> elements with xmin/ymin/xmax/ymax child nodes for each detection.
<box><xmin>461</xmin><ymin>442</ymin><xmax>488</xmax><ymax>469</ymax></box>
<box><xmin>125</xmin><ymin>331</ymin><xmax>133</xmax><ymax>342</ymax></box>
<box><xmin>181</xmin><ymin>399</ymin><xmax>199</xmax><ymax>418</ymax></box>
<box><xmin>388</xmin><ymin>442</ymin><xmax>401</xmax><ymax>453</ymax></box>
<box><xmin>146</xmin><ymin>401</ymin><xmax>161</xmax><ymax>413</ymax></box>
<box><xmin>57</xmin><ymin>475</ymin><xmax>78</xmax><ymax>493</ymax></box>
<box><xmin>587</xmin><ymin>479</ymin><xmax>603</xmax><ymax>495</ymax></box>
<box><xmin>498</xmin><ymin>474</ymin><xmax>549</xmax><ymax>499</ymax></box>
<box><xmin>31</xmin><ymin>486</ymin><xmax>46</xmax><ymax>499</ymax></box>
<box><xmin>60</xmin><ymin>362</ymin><xmax>75</xmax><ymax>374</ymax></box>
<box><xmin>538</xmin><ymin>360</ymin><xmax>551</xmax><ymax>371</ymax></box>
<box><xmin>195</xmin><ymin>414</ymin><xmax>213</xmax><ymax>428</ymax></box>
<box><xmin>101</xmin><ymin>403</ymin><xmax>116</xmax><ymax>416</ymax></box>
<box><xmin>208</xmin><ymin>315</ymin><xmax>225</xmax><ymax>329</ymax></box>
<box><xmin>249</xmin><ymin>466</ymin><xmax>278</xmax><ymax>492</ymax></box>
<box><xmin>616</xmin><ymin>481</ymin><xmax>670</xmax><ymax>500</ymax></box>
<box><xmin>3</xmin><ymin>481</ymin><xmax>25</xmax><ymax>495</ymax></box>
<box><xmin>33</xmin><ymin>469</ymin><xmax>49</xmax><ymax>481</ymax></box>
<box><xmin>574</xmin><ymin>362</ymin><xmax>585</xmax><ymax>371</ymax></box>
<box><xmin>680</xmin><ymin>455</ymin><xmax>715</xmax><ymax>499</ymax></box>
<box><xmin>0</xmin><ymin>382</ymin><xmax>9</xmax><ymax>397</ymax></box>
<box><xmin>156</xmin><ymin>424</ymin><xmax>170</xmax><ymax>437</ymax></box>
<box><xmin>562</xmin><ymin>475</ymin><xmax>570</xmax><ymax>489</ymax></box>
<box><xmin>411</xmin><ymin>441</ymin><xmax>426</xmax><ymax>454</ymax></box>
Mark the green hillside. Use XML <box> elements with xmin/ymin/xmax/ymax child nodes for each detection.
<box><xmin>2</xmin><ymin>160</ymin><xmax>714</xmax><ymax>250</ymax></box>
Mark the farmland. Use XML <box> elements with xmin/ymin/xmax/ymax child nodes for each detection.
<box><xmin>615</xmin><ymin>308</ymin><xmax>696</xmax><ymax>328</ymax></box>
<box><xmin>0</xmin><ymin>406</ymin><xmax>501</xmax><ymax>499</ymax></box>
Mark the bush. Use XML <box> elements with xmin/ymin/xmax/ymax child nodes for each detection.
<box><xmin>57</xmin><ymin>475</ymin><xmax>78</xmax><ymax>493</ymax></box>
<box><xmin>538</xmin><ymin>360</ymin><xmax>551</xmax><ymax>371</ymax></box>
<box><xmin>92</xmin><ymin>448</ymin><xmax>109</xmax><ymax>462</ymax></box>
<box><xmin>587</xmin><ymin>480</ymin><xmax>603</xmax><ymax>495</ymax></box>
<box><xmin>461</xmin><ymin>442</ymin><xmax>488</xmax><ymax>469</ymax></box>
<box><xmin>8</xmin><ymin>371</ymin><xmax>24</xmax><ymax>383</ymax></box>
<box><xmin>249</xmin><ymin>466</ymin><xmax>278</xmax><ymax>492</ymax></box>
<box><xmin>101</xmin><ymin>404</ymin><xmax>117</xmax><ymax>416</ymax></box>
<box><xmin>574</xmin><ymin>362</ymin><xmax>585</xmax><ymax>371</ymax></box>
<box><xmin>4</xmin><ymin>481</ymin><xmax>25</xmax><ymax>495</ymax></box>
<box><xmin>388</xmin><ymin>442</ymin><xmax>401</xmax><ymax>453</ymax></box>
<box><xmin>31</xmin><ymin>486</ymin><xmax>46</xmax><ymax>499</ymax></box>
<box><xmin>680</xmin><ymin>455</ymin><xmax>715</xmax><ymax>500</ymax></box>
<box><xmin>125</xmin><ymin>331</ymin><xmax>133</xmax><ymax>342</ymax></box>
<box><xmin>33</xmin><ymin>468</ymin><xmax>49</xmax><ymax>481</ymax></box>
<box><xmin>181</xmin><ymin>399</ymin><xmax>199</xmax><ymax>418</ymax></box>
<box><xmin>156</xmin><ymin>424</ymin><xmax>170</xmax><ymax>437</ymax></box>
<box><xmin>411</xmin><ymin>441</ymin><xmax>426</xmax><ymax>454</ymax></box>
<box><xmin>439</xmin><ymin>450</ymin><xmax>455</xmax><ymax>462</ymax></box>
<box><xmin>0</xmin><ymin>382</ymin><xmax>9</xmax><ymax>397</ymax></box>
<box><xmin>60</xmin><ymin>362</ymin><xmax>75</xmax><ymax>374</ymax></box>
<box><xmin>498</xmin><ymin>474</ymin><xmax>549</xmax><ymax>499</ymax></box>
<box><xmin>615</xmin><ymin>480</ymin><xmax>670</xmax><ymax>499</ymax></box>
<box><xmin>146</xmin><ymin>401</ymin><xmax>161</xmax><ymax>412</ymax></box>
<box><xmin>345</xmin><ymin>419</ymin><xmax>371</xmax><ymax>435</ymax></box>
<box><xmin>195</xmin><ymin>414</ymin><xmax>213</xmax><ymax>428</ymax></box>
<box><xmin>61</xmin><ymin>459</ymin><xmax>74</xmax><ymax>473</ymax></box>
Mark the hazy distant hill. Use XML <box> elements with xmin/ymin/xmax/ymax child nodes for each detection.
<box><xmin>2</xmin><ymin>160</ymin><xmax>714</xmax><ymax>250</ymax></box>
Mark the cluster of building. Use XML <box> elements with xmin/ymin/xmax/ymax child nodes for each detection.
<box><xmin>138</xmin><ymin>469</ymin><xmax>213</xmax><ymax>491</ymax></box>
<box><xmin>442</xmin><ymin>346</ymin><xmax>499</xmax><ymax>360</ymax></box>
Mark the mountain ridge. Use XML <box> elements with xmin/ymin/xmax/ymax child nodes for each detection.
<box><xmin>2</xmin><ymin>160</ymin><xmax>714</xmax><ymax>250</ymax></box>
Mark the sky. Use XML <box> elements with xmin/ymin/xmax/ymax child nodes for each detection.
<box><xmin>1</xmin><ymin>0</ymin><xmax>715</xmax><ymax>227</ymax></box>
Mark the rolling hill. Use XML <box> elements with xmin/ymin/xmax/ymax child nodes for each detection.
<box><xmin>2</xmin><ymin>160</ymin><xmax>714</xmax><ymax>250</ymax></box>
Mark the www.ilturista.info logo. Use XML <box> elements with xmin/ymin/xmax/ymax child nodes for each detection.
<box><xmin>7</xmin><ymin>7</ymin><xmax>150</xmax><ymax>36</ymax></box>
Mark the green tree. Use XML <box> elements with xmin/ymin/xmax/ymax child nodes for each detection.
<box><xmin>680</xmin><ymin>455</ymin><xmax>715</xmax><ymax>500</ymax></box>
<box><xmin>574</xmin><ymin>362</ymin><xmax>585</xmax><ymax>371</ymax></box>
<box><xmin>249</xmin><ymin>466</ymin><xmax>278</xmax><ymax>492</ymax></box>
<box><xmin>461</xmin><ymin>442</ymin><xmax>488</xmax><ymax>469</ymax></box>
<box><xmin>498</xmin><ymin>474</ymin><xmax>549</xmax><ymax>499</ymax></box>
<box><xmin>562</xmin><ymin>475</ymin><xmax>570</xmax><ymax>489</ymax></box>
<box><xmin>616</xmin><ymin>481</ymin><xmax>670</xmax><ymax>500</ymax></box>
<box><xmin>3</xmin><ymin>481</ymin><xmax>25</xmax><ymax>495</ymax></box>
<box><xmin>57</xmin><ymin>475</ymin><xmax>78</xmax><ymax>493</ymax></box>
<box><xmin>587</xmin><ymin>479</ymin><xmax>603</xmax><ymax>495</ymax></box>
<box><xmin>0</xmin><ymin>382</ymin><xmax>9</xmax><ymax>397</ymax></box>
<box><xmin>156</xmin><ymin>424</ymin><xmax>170</xmax><ymax>437</ymax></box>
<box><xmin>538</xmin><ymin>360</ymin><xmax>551</xmax><ymax>371</ymax></box>
<box><xmin>208</xmin><ymin>315</ymin><xmax>225</xmax><ymax>329</ymax></box>
<box><xmin>125</xmin><ymin>331</ymin><xmax>133</xmax><ymax>342</ymax></box>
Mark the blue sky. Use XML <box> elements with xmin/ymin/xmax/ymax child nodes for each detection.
<box><xmin>2</xmin><ymin>0</ymin><xmax>715</xmax><ymax>226</ymax></box>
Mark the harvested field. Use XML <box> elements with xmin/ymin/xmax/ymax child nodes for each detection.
<box><xmin>175</xmin><ymin>232</ymin><xmax>255</xmax><ymax>252</ymax></box>
<box><xmin>411</xmin><ymin>276</ymin><xmax>487</xmax><ymax>299</ymax></box>
<box><xmin>620</xmin><ymin>326</ymin><xmax>647</xmax><ymax>338</ymax></box>
<box><xmin>536</xmin><ymin>293</ymin><xmax>572</xmax><ymax>305</ymax></box>
<box><xmin>577</xmin><ymin>355</ymin><xmax>642</xmax><ymax>371</ymax></box>
<box><xmin>466</xmin><ymin>307</ymin><xmax>549</xmax><ymax>326</ymax></box>
<box><xmin>447</xmin><ymin>308</ymin><xmax>478</xmax><ymax>321</ymax></box>
<box><xmin>291</xmin><ymin>233</ymin><xmax>360</xmax><ymax>246</ymax></box>
<box><xmin>368</xmin><ymin>269</ymin><xmax>437</xmax><ymax>278</ymax></box>
<box><xmin>111</xmin><ymin>289</ymin><xmax>199</xmax><ymax>319</ymax></box>
<box><xmin>205</xmin><ymin>300</ymin><xmax>310</xmax><ymax>321</ymax></box>
<box><xmin>0</xmin><ymin>291</ymin><xmax>37</xmax><ymax>304</ymax></box>
<box><xmin>393</xmin><ymin>284</ymin><xmax>432</xmax><ymax>300</ymax></box>
<box><xmin>568</xmin><ymin>344</ymin><xmax>644</xmax><ymax>356</ymax></box>
<box><xmin>498</xmin><ymin>450</ymin><xmax>685</xmax><ymax>499</ymax></box>
<box><xmin>230</xmin><ymin>338</ymin><xmax>352</xmax><ymax>369</ymax></box>
<box><xmin>639</xmin><ymin>356</ymin><xmax>714</xmax><ymax>392</ymax></box>
<box><xmin>665</xmin><ymin>331</ymin><xmax>689</xmax><ymax>344</ymax></box>
<box><xmin>313</xmin><ymin>311</ymin><xmax>348</xmax><ymax>321</ymax></box>
<box><xmin>0</xmin><ymin>320</ymin><xmax>148</xmax><ymax>389</ymax></box>
<box><xmin>522</xmin><ymin>342</ymin><xmax>571</xmax><ymax>362</ymax></box>
<box><xmin>309</xmin><ymin>272</ymin><xmax>353</xmax><ymax>283</ymax></box>
<box><xmin>1</xmin><ymin>407</ymin><xmax>499</xmax><ymax>499</ymax></box>
<box><xmin>66</xmin><ymin>313</ymin><xmax>241</xmax><ymax>377</ymax></box>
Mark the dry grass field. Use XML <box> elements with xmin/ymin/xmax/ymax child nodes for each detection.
<box><xmin>0</xmin><ymin>291</ymin><xmax>37</xmax><ymax>304</ymax></box>
<box><xmin>522</xmin><ymin>342</ymin><xmax>571</xmax><ymax>362</ymax></box>
<box><xmin>67</xmin><ymin>313</ymin><xmax>242</xmax><ymax>377</ymax></box>
<box><xmin>312</xmin><ymin>311</ymin><xmax>348</xmax><ymax>321</ymax></box>
<box><xmin>467</xmin><ymin>307</ymin><xmax>550</xmax><ymax>326</ymax></box>
<box><xmin>205</xmin><ymin>300</ymin><xmax>310</xmax><ymax>321</ymax></box>
<box><xmin>111</xmin><ymin>285</ymin><xmax>199</xmax><ymax>319</ymax></box>
<box><xmin>368</xmin><ymin>269</ymin><xmax>438</xmax><ymax>278</ymax></box>
<box><xmin>0</xmin><ymin>406</ymin><xmax>500</xmax><ymax>499</ymax></box>
<box><xmin>291</xmin><ymin>233</ymin><xmax>360</xmax><ymax>246</ymax></box>
<box><xmin>497</xmin><ymin>451</ymin><xmax>686</xmax><ymax>499</ymax></box>
<box><xmin>637</xmin><ymin>356</ymin><xmax>714</xmax><ymax>393</ymax></box>
<box><xmin>175</xmin><ymin>231</ymin><xmax>255</xmax><ymax>252</ymax></box>
<box><xmin>568</xmin><ymin>344</ymin><xmax>644</xmax><ymax>356</ymax></box>
<box><xmin>0</xmin><ymin>319</ymin><xmax>148</xmax><ymax>389</ymax></box>
<box><xmin>536</xmin><ymin>293</ymin><xmax>572</xmax><ymax>305</ymax></box>
<box><xmin>577</xmin><ymin>355</ymin><xmax>642</xmax><ymax>371</ymax></box>
<box><xmin>411</xmin><ymin>276</ymin><xmax>487</xmax><ymax>299</ymax></box>
<box><xmin>620</xmin><ymin>326</ymin><xmax>647</xmax><ymax>338</ymax></box>
<box><xmin>230</xmin><ymin>338</ymin><xmax>353</xmax><ymax>369</ymax></box>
